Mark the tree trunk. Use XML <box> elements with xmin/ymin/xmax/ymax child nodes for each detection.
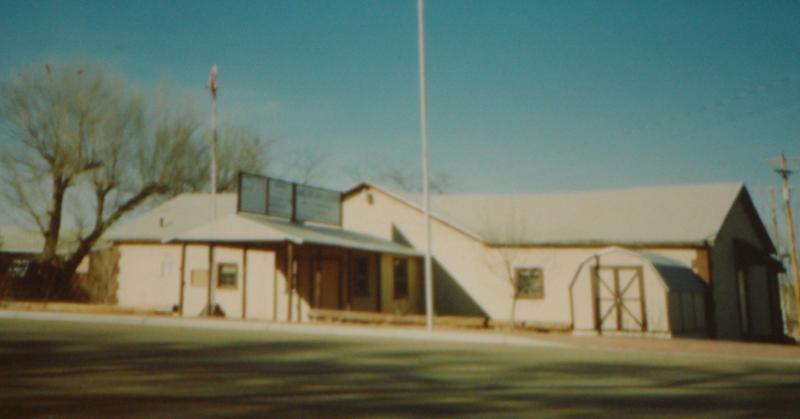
<box><xmin>509</xmin><ymin>297</ymin><xmax>518</xmax><ymax>330</ymax></box>
<box><xmin>41</xmin><ymin>177</ymin><xmax>67</xmax><ymax>262</ymax></box>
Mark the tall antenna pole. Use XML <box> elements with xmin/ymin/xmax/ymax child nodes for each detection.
<box><xmin>417</xmin><ymin>0</ymin><xmax>434</xmax><ymax>331</ymax></box>
<box><xmin>207</xmin><ymin>65</ymin><xmax>219</xmax><ymax>316</ymax></box>
<box><xmin>208</xmin><ymin>65</ymin><xmax>219</xmax><ymax>203</ymax></box>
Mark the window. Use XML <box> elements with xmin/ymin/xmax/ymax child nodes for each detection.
<box><xmin>393</xmin><ymin>258</ymin><xmax>408</xmax><ymax>299</ymax></box>
<box><xmin>515</xmin><ymin>268</ymin><xmax>544</xmax><ymax>299</ymax></box>
<box><xmin>190</xmin><ymin>270</ymin><xmax>208</xmax><ymax>287</ymax></box>
<box><xmin>7</xmin><ymin>259</ymin><xmax>29</xmax><ymax>279</ymax></box>
<box><xmin>218</xmin><ymin>263</ymin><xmax>238</xmax><ymax>289</ymax></box>
<box><xmin>351</xmin><ymin>255</ymin><xmax>369</xmax><ymax>297</ymax></box>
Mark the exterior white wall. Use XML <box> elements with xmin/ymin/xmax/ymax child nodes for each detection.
<box><xmin>343</xmin><ymin>187</ymin><xmax>705</xmax><ymax>327</ymax></box>
<box><xmin>245</xmin><ymin>249</ymin><xmax>276</xmax><ymax>320</ymax></box>
<box><xmin>181</xmin><ymin>245</ymin><xmax>280</xmax><ymax>320</ymax></box>
<box><xmin>116</xmin><ymin>244</ymin><xmax>182</xmax><ymax>311</ymax></box>
<box><xmin>183</xmin><ymin>244</ymin><xmax>210</xmax><ymax>317</ymax></box>
<box><xmin>213</xmin><ymin>247</ymin><xmax>244</xmax><ymax>318</ymax></box>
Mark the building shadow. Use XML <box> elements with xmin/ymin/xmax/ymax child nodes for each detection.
<box><xmin>391</xmin><ymin>226</ymin><xmax>486</xmax><ymax>317</ymax></box>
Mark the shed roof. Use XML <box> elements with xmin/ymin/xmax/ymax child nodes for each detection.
<box><xmin>640</xmin><ymin>251</ymin><xmax>708</xmax><ymax>292</ymax></box>
<box><xmin>172</xmin><ymin>213</ymin><xmax>421</xmax><ymax>256</ymax></box>
<box><xmin>347</xmin><ymin>182</ymin><xmax>751</xmax><ymax>247</ymax></box>
<box><xmin>569</xmin><ymin>246</ymin><xmax>707</xmax><ymax>293</ymax></box>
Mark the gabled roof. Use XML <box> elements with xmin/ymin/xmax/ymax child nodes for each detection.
<box><xmin>104</xmin><ymin>194</ymin><xmax>237</xmax><ymax>242</ymax></box>
<box><xmin>345</xmin><ymin>182</ymin><xmax>758</xmax><ymax>248</ymax></box>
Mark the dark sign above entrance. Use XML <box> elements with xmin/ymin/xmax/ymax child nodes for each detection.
<box><xmin>295</xmin><ymin>183</ymin><xmax>342</xmax><ymax>225</ymax></box>
<box><xmin>237</xmin><ymin>172</ymin><xmax>342</xmax><ymax>226</ymax></box>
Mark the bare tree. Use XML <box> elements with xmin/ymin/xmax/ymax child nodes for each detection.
<box><xmin>280</xmin><ymin>145</ymin><xmax>328</xmax><ymax>185</ymax></box>
<box><xmin>214</xmin><ymin>122</ymin><xmax>271</xmax><ymax>191</ymax></box>
<box><xmin>0</xmin><ymin>63</ymin><xmax>267</xmax><ymax>298</ymax></box>
<box><xmin>346</xmin><ymin>161</ymin><xmax>455</xmax><ymax>193</ymax></box>
<box><xmin>482</xmin><ymin>204</ymin><xmax>529</xmax><ymax>329</ymax></box>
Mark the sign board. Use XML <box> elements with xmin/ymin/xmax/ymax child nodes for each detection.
<box><xmin>294</xmin><ymin>184</ymin><xmax>342</xmax><ymax>225</ymax></box>
<box><xmin>267</xmin><ymin>178</ymin><xmax>293</xmax><ymax>219</ymax></box>
<box><xmin>238</xmin><ymin>173</ymin><xmax>268</xmax><ymax>214</ymax></box>
<box><xmin>236</xmin><ymin>172</ymin><xmax>342</xmax><ymax>226</ymax></box>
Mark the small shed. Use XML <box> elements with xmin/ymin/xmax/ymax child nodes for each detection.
<box><xmin>570</xmin><ymin>247</ymin><xmax>708</xmax><ymax>337</ymax></box>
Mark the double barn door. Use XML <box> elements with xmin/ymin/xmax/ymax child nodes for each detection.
<box><xmin>592</xmin><ymin>266</ymin><xmax>647</xmax><ymax>332</ymax></box>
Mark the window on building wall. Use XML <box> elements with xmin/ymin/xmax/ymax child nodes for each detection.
<box><xmin>394</xmin><ymin>258</ymin><xmax>409</xmax><ymax>299</ymax></box>
<box><xmin>351</xmin><ymin>255</ymin><xmax>369</xmax><ymax>297</ymax></box>
<box><xmin>218</xmin><ymin>263</ymin><xmax>238</xmax><ymax>289</ymax></box>
<box><xmin>515</xmin><ymin>268</ymin><xmax>544</xmax><ymax>299</ymax></box>
<box><xmin>7</xmin><ymin>259</ymin><xmax>30</xmax><ymax>279</ymax></box>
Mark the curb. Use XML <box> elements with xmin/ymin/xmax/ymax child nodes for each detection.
<box><xmin>0</xmin><ymin>310</ymin><xmax>571</xmax><ymax>350</ymax></box>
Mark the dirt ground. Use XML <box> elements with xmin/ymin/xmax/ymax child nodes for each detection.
<box><xmin>517</xmin><ymin>330</ymin><xmax>800</xmax><ymax>362</ymax></box>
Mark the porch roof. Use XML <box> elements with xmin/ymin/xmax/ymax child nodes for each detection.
<box><xmin>166</xmin><ymin>213</ymin><xmax>422</xmax><ymax>257</ymax></box>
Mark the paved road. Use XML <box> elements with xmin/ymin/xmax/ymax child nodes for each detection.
<box><xmin>1</xmin><ymin>318</ymin><xmax>799</xmax><ymax>418</ymax></box>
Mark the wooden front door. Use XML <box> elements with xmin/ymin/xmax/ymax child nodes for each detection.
<box><xmin>317</xmin><ymin>259</ymin><xmax>340</xmax><ymax>309</ymax></box>
<box><xmin>593</xmin><ymin>266</ymin><xmax>647</xmax><ymax>332</ymax></box>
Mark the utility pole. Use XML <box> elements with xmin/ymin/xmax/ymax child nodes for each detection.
<box><xmin>207</xmin><ymin>65</ymin><xmax>219</xmax><ymax>317</ymax></box>
<box><xmin>417</xmin><ymin>0</ymin><xmax>434</xmax><ymax>331</ymax></box>
<box><xmin>766</xmin><ymin>151</ymin><xmax>800</xmax><ymax>332</ymax></box>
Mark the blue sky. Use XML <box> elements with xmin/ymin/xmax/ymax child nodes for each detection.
<box><xmin>1</xmin><ymin>0</ymin><xmax>800</xmax><ymax>229</ymax></box>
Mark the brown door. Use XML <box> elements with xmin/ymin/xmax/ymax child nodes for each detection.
<box><xmin>318</xmin><ymin>259</ymin><xmax>340</xmax><ymax>309</ymax></box>
<box><xmin>593</xmin><ymin>266</ymin><xmax>646</xmax><ymax>332</ymax></box>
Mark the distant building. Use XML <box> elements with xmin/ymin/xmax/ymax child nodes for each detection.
<box><xmin>0</xmin><ymin>227</ymin><xmax>93</xmax><ymax>298</ymax></box>
<box><xmin>105</xmin><ymin>181</ymin><xmax>786</xmax><ymax>341</ymax></box>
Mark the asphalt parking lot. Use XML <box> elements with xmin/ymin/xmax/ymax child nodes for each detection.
<box><xmin>1</xmin><ymin>318</ymin><xmax>799</xmax><ymax>418</ymax></box>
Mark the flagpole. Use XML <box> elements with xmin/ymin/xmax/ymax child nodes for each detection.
<box><xmin>208</xmin><ymin>65</ymin><xmax>219</xmax><ymax>317</ymax></box>
<box><xmin>418</xmin><ymin>0</ymin><xmax>434</xmax><ymax>332</ymax></box>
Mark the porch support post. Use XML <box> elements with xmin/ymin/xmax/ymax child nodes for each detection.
<box><xmin>242</xmin><ymin>247</ymin><xmax>248</xmax><ymax>319</ymax></box>
<box><xmin>178</xmin><ymin>243</ymin><xmax>186</xmax><ymax>316</ymax></box>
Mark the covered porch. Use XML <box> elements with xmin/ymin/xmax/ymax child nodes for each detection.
<box><xmin>168</xmin><ymin>213</ymin><xmax>424</xmax><ymax>322</ymax></box>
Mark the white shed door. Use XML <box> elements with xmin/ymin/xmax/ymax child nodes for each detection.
<box><xmin>593</xmin><ymin>266</ymin><xmax>646</xmax><ymax>332</ymax></box>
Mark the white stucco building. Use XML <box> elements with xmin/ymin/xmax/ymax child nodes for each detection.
<box><xmin>104</xmin><ymin>180</ymin><xmax>786</xmax><ymax>341</ymax></box>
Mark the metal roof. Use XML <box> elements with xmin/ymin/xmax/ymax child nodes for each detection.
<box><xmin>106</xmin><ymin>194</ymin><xmax>420</xmax><ymax>256</ymax></box>
<box><xmin>350</xmin><ymin>182</ymin><xmax>747</xmax><ymax>247</ymax></box>
<box><xmin>104</xmin><ymin>194</ymin><xmax>238</xmax><ymax>242</ymax></box>
<box><xmin>640</xmin><ymin>251</ymin><xmax>707</xmax><ymax>292</ymax></box>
